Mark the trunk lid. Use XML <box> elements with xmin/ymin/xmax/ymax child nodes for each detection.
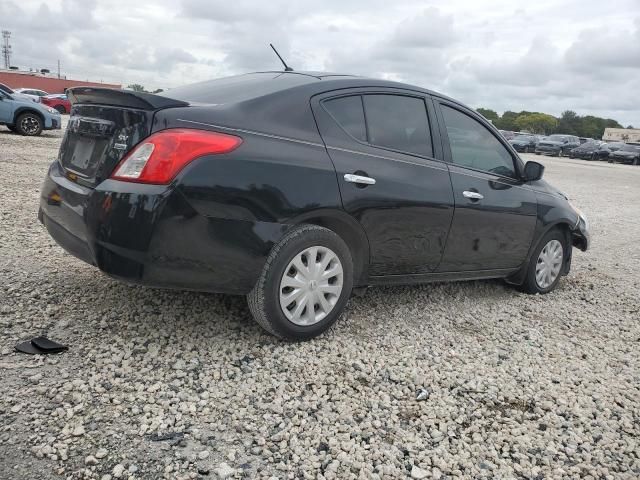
<box><xmin>59</xmin><ymin>88</ymin><xmax>188</xmax><ymax>187</ymax></box>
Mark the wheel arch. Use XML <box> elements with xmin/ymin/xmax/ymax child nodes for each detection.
<box><xmin>291</xmin><ymin>210</ymin><xmax>370</xmax><ymax>286</ymax></box>
<box><xmin>507</xmin><ymin>220</ymin><xmax>574</xmax><ymax>285</ymax></box>
<box><xmin>13</xmin><ymin>107</ymin><xmax>45</xmax><ymax>126</ymax></box>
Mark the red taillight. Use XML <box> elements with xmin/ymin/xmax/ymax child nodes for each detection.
<box><xmin>111</xmin><ymin>128</ymin><xmax>242</xmax><ymax>184</ymax></box>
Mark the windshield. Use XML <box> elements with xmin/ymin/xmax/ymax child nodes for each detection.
<box><xmin>0</xmin><ymin>83</ymin><xmax>13</xmax><ymax>94</ymax></box>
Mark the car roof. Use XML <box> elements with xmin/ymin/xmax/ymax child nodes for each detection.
<box><xmin>163</xmin><ymin>70</ymin><xmax>461</xmax><ymax>107</ymax></box>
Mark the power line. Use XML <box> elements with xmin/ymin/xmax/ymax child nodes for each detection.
<box><xmin>2</xmin><ymin>30</ymin><xmax>12</xmax><ymax>69</ymax></box>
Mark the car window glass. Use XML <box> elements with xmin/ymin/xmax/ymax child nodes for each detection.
<box><xmin>441</xmin><ymin>104</ymin><xmax>516</xmax><ymax>178</ymax></box>
<box><xmin>363</xmin><ymin>95</ymin><xmax>433</xmax><ymax>157</ymax></box>
<box><xmin>323</xmin><ymin>96</ymin><xmax>367</xmax><ymax>142</ymax></box>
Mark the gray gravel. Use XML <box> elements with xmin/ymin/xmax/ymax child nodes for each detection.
<box><xmin>1</xmin><ymin>120</ymin><xmax>639</xmax><ymax>479</ymax></box>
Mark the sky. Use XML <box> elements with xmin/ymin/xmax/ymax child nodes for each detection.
<box><xmin>2</xmin><ymin>0</ymin><xmax>639</xmax><ymax>126</ymax></box>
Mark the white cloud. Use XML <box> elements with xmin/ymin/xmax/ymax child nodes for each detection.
<box><xmin>1</xmin><ymin>0</ymin><xmax>638</xmax><ymax>125</ymax></box>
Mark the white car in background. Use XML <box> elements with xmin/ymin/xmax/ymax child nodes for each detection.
<box><xmin>13</xmin><ymin>88</ymin><xmax>49</xmax><ymax>102</ymax></box>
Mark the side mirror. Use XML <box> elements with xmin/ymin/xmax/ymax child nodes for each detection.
<box><xmin>524</xmin><ymin>161</ymin><xmax>544</xmax><ymax>182</ymax></box>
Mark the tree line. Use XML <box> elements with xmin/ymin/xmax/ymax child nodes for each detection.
<box><xmin>476</xmin><ymin>108</ymin><xmax>633</xmax><ymax>139</ymax></box>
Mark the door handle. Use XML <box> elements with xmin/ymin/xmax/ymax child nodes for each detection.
<box><xmin>344</xmin><ymin>173</ymin><xmax>376</xmax><ymax>185</ymax></box>
<box><xmin>462</xmin><ymin>190</ymin><xmax>484</xmax><ymax>200</ymax></box>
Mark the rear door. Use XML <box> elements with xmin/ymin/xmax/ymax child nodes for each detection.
<box><xmin>312</xmin><ymin>89</ymin><xmax>454</xmax><ymax>276</ymax></box>
<box><xmin>434</xmin><ymin>100</ymin><xmax>537</xmax><ymax>272</ymax></box>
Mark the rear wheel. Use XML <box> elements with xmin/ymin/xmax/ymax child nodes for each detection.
<box><xmin>521</xmin><ymin>229</ymin><xmax>567</xmax><ymax>294</ymax></box>
<box><xmin>16</xmin><ymin>112</ymin><xmax>43</xmax><ymax>136</ymax></box>
<box><xmin>247</xmin><ymin>225</ymin><xmax>353</xmax><ymax>340</ymax></box>
<box><xmin>54</xmin><ymin>105</ymin><xmax>67</xmax><ymax>114</ymax></box>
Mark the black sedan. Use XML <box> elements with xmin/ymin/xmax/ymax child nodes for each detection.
<box><xmin>608</xmin><ymin>144</ymin><xmax>640</xmax><ymax>165</ymax></box>
<box><xmin>509</xmin><ymin>135</ymin><xmax>540</xmax><ymax>153</ymax></box>
<box><xmin>39</xmin><ymin>72</ymin><xmax>589</xmax><ymax>340</ymax></box>
<box><xmin>535</xmin><ymin>135</ymin><xmax>581</xmax><ymax>156</ymax></box>
<box><xmin>594</xmin><ymin>142</ymin><xmax>626</xmax><ymax>160</ymax></box>
<box><xmin>569</xmin><ymin>141</ymin><xmax>604</xmax><ymax>160</ymax></box>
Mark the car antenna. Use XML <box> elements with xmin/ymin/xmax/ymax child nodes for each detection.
<box><xmin>270</xmin><ymin>44</ymin><xmax>294</xmax><ymax>72</ymax></box>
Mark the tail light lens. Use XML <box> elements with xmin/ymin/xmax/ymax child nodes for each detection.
<box><xmin>111</xmin><ymin>128</ymin><xmax>242</xmax><ymax>184</ymax></box>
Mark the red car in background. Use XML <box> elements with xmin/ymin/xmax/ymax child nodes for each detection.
<box><xmin>40</xmin><ymin>94</ymin><xmax>72</xmax><ymax>114</ymax></box>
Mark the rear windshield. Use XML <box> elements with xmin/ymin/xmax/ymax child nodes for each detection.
<box><xmin>160</xmin><ymin>72</ymin><xmax>316</xmax><ymax>105</ymax></box>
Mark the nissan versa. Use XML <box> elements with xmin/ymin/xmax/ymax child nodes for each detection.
<box><xmin>39</xmin><ymin>72</ymin><xmax>590</xmax><ymax>340</ymax></box>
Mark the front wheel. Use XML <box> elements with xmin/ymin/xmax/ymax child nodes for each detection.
<box><xmin>520</xmin><ymin>229</ymin><xmax>567</xmax><ymax>294</ymax></box>
<box><xmin>247</xmin><ymin>225</ymin><xmax>353</xmax><ymax>340</ymax></box>
<box><xmin>16</xmin><ymin>112</ymin><xmax>43</xmax><ymax>136</ymax></box>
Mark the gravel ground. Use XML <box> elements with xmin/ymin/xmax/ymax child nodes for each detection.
<box><xmin>1</xmin><ymin>120</ymin><xmax>639</xmax><ymax>480</ymax></box>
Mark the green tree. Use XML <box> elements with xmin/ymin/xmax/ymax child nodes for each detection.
<box><xmin>558</xmin><ymin>110</ymin><xmax>580</xmax><ymax>135</ymax></box>
<box><xmin>494</xmin><ymin>111</ymin><xmax>520</xmax><ymax>131</ymax></box>
<box><xmin>127</xmin><ymin>84</ymin><xmax>148</xmax><ymax>92</ymax></box>
<box><xmin>152</xmin><ymin>88</ymin><xmax>164</xmax><ymax>94</ymax></box>
<box><xmin>476</xmin><ymin>108</ymin><xmax>499</xmax><ymax>122</ymax></box>
<box><xmin>514</xmin><ymin>113</ymin><xmax>558</xmax><ymax>134</ymax></box>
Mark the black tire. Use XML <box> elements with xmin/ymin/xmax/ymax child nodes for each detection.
<box><xmin>247</xmin><ymin>225</ymin><xmax>354</xmax><ymax>340</ymax></box>
<box><xmin>6</xmin><ymin>124</ymin><xmax>16</xmax><ymax>132</ymax></box>
<box><xmin>54</xmin><ymin>105</ymin><xmax>66</xmax><ymax>114</ymax></box>
<box><xmin>520</xmin><ymin>229</ymin><xmax>567</xmax><ymax>294</ymax></box>
<box><xmin>16</xmin><ymin>112</ymin><xmax>43</xmax><ymax>136</ymax></box>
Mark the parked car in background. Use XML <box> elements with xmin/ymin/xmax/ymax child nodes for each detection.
<box><xmin>41</xmin><ymin>94</ymin><xmax>72</xmax><ymax>114</ymax></box>
<box><xmin>569</xmin><ymin>140</ymin><xmax>604</xmax><ymax>160</ymax></box>
<box><xmin>509</xmin><ymin>134</ymin><xmax>540</xmax><ymax>153</ymax></box>
<box><xmin>0</xmin><ymin>83</ymin><xmax>39</xmax><ymax>102</ymax></box>
<box><xmin>535</xmin><ymin>135</ymin><xmax>580</xmax><ymax>156</ymax></box>
<box><xmin>14</xmin><ymin>88</ymin><xmax>49</xmax><ymax>102</ymax></box>
<box><xmin>0</xmin><ymin>82</ymin><xmax>13</xmax><ymax>95</ymax></box>
<box><xmin>579</xmin><ymin>137</ymin><xmax>594</xmax><ymax>144</ymax></box>
<box><xmin>499</xmin><ymin>130</ymin><xmax>516</xmax><ymax>140</ymax></box>
<box><xmin>593</xmin><ymin>142</ymin><xmax>625</xmax><ymax>161</ymax></box>
<box><xmin>0</xmin><ymin>88</ymin><xmax>62</xmax><ymax>135</ymax></box>
<box><xmin>38</xmin><ymin>72</ymin><xmax>589</xmax><ymax>340</ymax></box>
<box><xmin>608</xmin><ymin>144</ymin><xmax>640</xmax><ymax>165</ymax></box>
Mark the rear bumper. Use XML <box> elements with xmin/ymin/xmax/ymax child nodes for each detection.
<box><xmin>39</xmin><ymin>161</ymin><xmax>282</xmax><ymax>295</ymax></box>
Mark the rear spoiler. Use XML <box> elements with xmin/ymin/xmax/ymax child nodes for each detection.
<box><xmin>67</xmin><ymin>87</ymin><xmax>189</xmax><ymax>110</ymax></box>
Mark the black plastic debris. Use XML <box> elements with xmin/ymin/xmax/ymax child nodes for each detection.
<box><xmin>15</xmin><ymin>336</ymin><xmax>68</xmax><ymax>355</ymax></box>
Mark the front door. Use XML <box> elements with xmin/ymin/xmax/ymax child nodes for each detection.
<box><xmin>312</xmin><ymin>90</ymin><xmax>454</xmax><ymax>276</ymax></box>
<box><xmin>435</xmin><ymin>101</ymin><xmax>537</xmax><ymax>272</ymax></box>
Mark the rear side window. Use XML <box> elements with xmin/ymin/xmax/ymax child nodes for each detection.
<box><xmin>441</xmin><ymin>104</ymin><xmax>516</xmax><ymax>178</ymax></box>
<box><xmin>323</xmin><ymin>96</ymin><xmax>367</xmax><ymax>142</ymax></box>
<box><xmin>323</xmin><ymin>94</ymin><xmax>433</xmax><ymax>157</ymax></box>
<box><xmin>363</xmin><ymin>95</ymin><xmax>432</xmax><ymax>157</ymax></box>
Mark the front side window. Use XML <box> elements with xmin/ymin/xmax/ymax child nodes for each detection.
<box><xmin>441</xmin><ymin>104</ymin><xmax>516</xmax><ymax>178</ymax></box>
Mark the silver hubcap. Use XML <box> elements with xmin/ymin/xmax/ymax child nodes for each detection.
<box><xmin>21</xmin><ymin>116</ymin><xmax>39</xmax><ymax>134</ymax></box>
<box><xmin>279</xmin><ymin>246</ymin><xmax>343</xmax><ymax>326</ymax></box>
<box><xmin>535</xmin><ymin>239</ymin><xmax>563</xmax><ymax>289</ymax></box>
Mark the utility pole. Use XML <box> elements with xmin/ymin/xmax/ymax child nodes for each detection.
<box><xmin>2</xmin><ymin>30</ymin><xmax>12</xmax><ymax>69</ymax></box>
<box><xmin>57</xmin><ymin>59</ymin><xmax>60</xmax><ymax>79</ymax></box>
